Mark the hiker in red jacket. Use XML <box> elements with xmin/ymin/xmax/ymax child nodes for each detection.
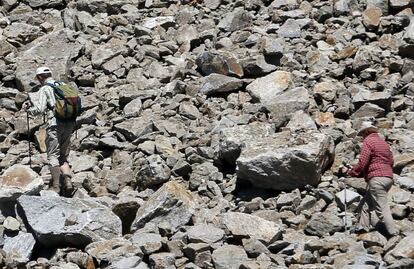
<box><xmin>342</xmin><ymin>121</ymin><xmax>398</xmax><ymax>237</ymax></box>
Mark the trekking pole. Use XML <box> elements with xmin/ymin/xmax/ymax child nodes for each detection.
<box><xmin>26</xmin><ymin>112</ymin><xmax>32</xmax><ymax>168</ymax></box>
<box><xmin>341</xmin><ymin>162</ymin><xmax>352</xmax><ymax>232</ymax></box>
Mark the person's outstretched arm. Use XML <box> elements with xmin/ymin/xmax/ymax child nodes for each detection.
<box><xmin>348</xmin><ymin>141</ymin><xmax>372</xmax><ymax>177</ymax></box>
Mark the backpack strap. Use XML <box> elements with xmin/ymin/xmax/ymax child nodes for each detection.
<box><xmin>47</xmin><ymin>82</ymin><xmax>66</xmax><ymax>101</ymax></box>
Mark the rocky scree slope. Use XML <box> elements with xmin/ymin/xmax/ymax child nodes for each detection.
<box><xmin>0</xmin><ymin>0</ymin><xmax>414</xmax><ymax>268</ymax></box>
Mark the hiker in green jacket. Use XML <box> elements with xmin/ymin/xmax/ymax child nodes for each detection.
<box><xmin>22</xmin><ymin>67</ymin><xmax>77</xmax><ymax>196</ymax></box>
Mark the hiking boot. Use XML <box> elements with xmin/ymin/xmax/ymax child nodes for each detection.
<box><xmin>49</xmin><ymin>166</ymin><xmax>61</xmax><ymax>194</ymax></box>
<box><xmin>62</xmin><ymin>174</ymin><xmax>75</xmax><ymax>197</ymax></box>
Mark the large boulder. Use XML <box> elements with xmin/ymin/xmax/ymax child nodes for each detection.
<box><xmin>17</xmin><ymin>195</ymin><xmax>122</xmax><ymax>248</ymax></box>
<box><xmin>131</xmin><ymin>181</ymin><xmax>197</xmax><ymax>232</ymax></box>
<box><xmin>0</xmin><ymin>165</ymin><xmax>44</xmax><ymax>202</ymax></box>
<box><xmin>218</xmin><ymin>122</ymin><xmax>274</xmax><ymax>165</ymax></box>
<box><xmin>14</xmin><ymin>29</ymin><xmax>82</xmax><ymax>92</ymax></box>
<box><xmin>236</xmin><ymin>130</ymin><xmax>335</xmax><ymax>190</ymax></box>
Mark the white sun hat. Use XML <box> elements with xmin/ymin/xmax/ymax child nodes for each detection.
<box><xmin>35</xmin><ymin>66</ymin><xmax>52</xmax><ymax>77</ymax></box>
<box><xmin>357</xmin><ymin>121</ymin><xmax>378</xmax><ymax>136</ymax></box>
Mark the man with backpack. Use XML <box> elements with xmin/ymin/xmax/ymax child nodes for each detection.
<box><xmin>22</xmin><ymin>67</ymin><xmax>81</xmax><ymax>197</ymax></box>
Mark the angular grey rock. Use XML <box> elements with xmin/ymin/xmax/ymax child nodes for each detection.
<box><xmin>241</xmin><ymin>54</ymin><xmax>277</xmax><ymax>76</ymax></box>
<box><xmin>367</xmin><ymin>0</ymin><xmax>388</xmax><ymax>14</ymax></box>
<box><xmin>392</xmin><ymin>190</ymin><xmax>411</xmax><ymax>204</ymax></box>
<box><xmin>187</xmin><ymin>224</ymin><xmax>225</xmax><ymax>244</ymax></box>
<box><xmin>0</xmin><ymin>0</ymin><xmax>18</xmax><ymax>11</ymax></box>
<box><xmin>149</xmin><ymin>253</ymin><xmax>175</xmax><ymax>269</ymax></box>
<box><xmin>218</xmin><ymin>8</ymin><xmax>252</xmax><ymax>32</ymax></box>
<box><xmin>130</xmin><ymin>233</ymin><xmax>163</xmax><ymax>255</ymax></box>
<box><xmin>85</xmin><ymin>238</ymin><xmax>143</xmax><ymax>264</ymax></box>
<box><xmin>91</xmin><ymin>38</ymin><xmax>128</xmax><ymax>68</ymax></box>
<box><xmin>286</xmin><ymin>110</ymin><xmax>318</xmax><ymax>131</ymax></box>
<box><xmin>335</xmin><ymin>189</ymin><xmax>362</xmax><ymax>210</ymax></box>
<box><xmin>204</xmin><ymin>0</ymin><xmax>221</xmax><ymax>10</ymax></box>
<box><xmin>136</xmin><ymin>155</ymin><xmax>171</xmax><ymax>189</ymax></box>
<box><xmin>3</xmin><ymin>23</ymin><xmax>42</xmax><ymax>46</ymax></box>
<box><xmin>109</xmin><ymin>256</ymin><xmax>142</xmax><ymax>269</ymax></box>
<box><xmin>352</xmin><ymin>46</ymin><xmax>382</xmax><ymax>72</ymax></box>
<box><xmin>357</xmin><ymin>231</ymin><xmax>387</xmax><ymax>247</ymax></box>
<box><xmin>179</xmin><ymin>102</ymin><xmax>200</xmax><ymax>120</ymax></box>
<box><xmin>69</xmin><ymin>154</ymin><xmax>98</xmax><ymax>173</ymax></box>
<box><xmin>0</xmin><ymin>39</ymin><xmax>16</xmax><ymax>57</ymax></box>
<box><xmin>218</xmin><ymin>122</ymin><xmax>274</xmax><ymax>165</ymax></box>
<box><xmin>17</xmin><ymin>195</ymin><xmax>122</xmax><ymax>248</ymax></box>
<box><xmin>237</xmin><ymin>130</ymin><xmax>334</xmax><ymax>190</ymax></box>
<box><xmin>3</xmin><ymin>232</ymin><xmax>36</xmax><ymax>264</ymax></box>
<box><xmin>24</xmin><ymin>0</ymin><xmax>64</xmax><ymax>8</ymax></box>
<box><xmin>399</xmin><ymin>16</ymin><xmax>414</xmax><ymax>59</ymax></box>
<box><xmin>200</xmin><ymin>74</ymin><xmax>243</xmax><ymax>96</ymax></box>
<box><xmin>221</xmin><ymin>212</ymin><xmax>283</xmax><ymax>245</ymax></box>
<box><xmin>403</xmin><ymin>16</ymin><xmax>414</xmax><ymax>42</ymax></box>
<box><xmin>3</xmin><ymin>216</ymin><xmax>20</xmax><ymax>232</ymax></box>
<box><xmin>265</xmin><ymin>86</ymin><xmax>311</xmax><ymax>125</ymax></box>
<box><xmin>352</xmin><ymin>103</ymin><xmax>385</xmax><ymax>119</ymax></box>
<box><xmin>142</xmin><ymin>16</ymin><xmax>175</xmax><ymax>29</ymax></box>
<box><xmin>114</xmin><ymin>118</ymin><xmax>154</xmax><ymax>141</ymax></box>
<box><xmin>305</xmin><ymin>212</ymin><xmax>343</xmax><ymax>236</ymax></box>
<box><xmin>15</xmin><ymin>29</ymin><xmax>82</xmax><ymax>92</ymax></box>
<box><xmin>390</xmin><ymin>0</ymin><xmax>412</xmax><ymax>8</ymax></box>
<box><xmin>196</xmin><ymin>51</ymin><xmax>244</xmax><ymax>77</ymax></box>
<box><xmin>212</xmin><ymin>245</ymin><xmax>248</xmax><ymax>269</ymax></box>
<box><xmin>334</xmin><ymin>0</ymin><xmax>350</xmax><ymax>15</ymax></box>
<box><xmin>246</xmin><ymin>71</ymin><xmax>292</xmax><ymax>103</ymax></box>
<box><xmin>385</xmin><ymin>233</ymin><xmax>414</xmax><ymax>261</ymax></box>
<box><xmin>0</xmin><ymin>165</ymin><xmax>44</xmax><ymax>202</ymax></box>
<box><xmin>277</xmin><ymin>19</ymin><xmax>302</xmax><ymax>38</ymax></box>
<box><xmin>352</xmin><ymin>87</ymin><xmax>392</xmax><ymax>111</ymax></box>
<box><xmin>189</xmin><ymin>162</ymin><xmax>223</xmax><ymax>191</ymax></box>
<box><xmin>131</xmin><ymin>181</ymin><xmax>197</xmax><ymax>232</ymax></box>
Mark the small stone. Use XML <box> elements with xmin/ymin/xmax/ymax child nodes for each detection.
<box><xmin>363</xmin><ymin>6</ymin><xmax>382</xmax><ymax>30</ymax></box>
<box><xmin>3</xmin><ymin>216</ymin><xmax>20</xmax><ymax>232</ymax></box>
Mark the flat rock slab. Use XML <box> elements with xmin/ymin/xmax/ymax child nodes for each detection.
<box><xmin>17</xmin><ymin>195</ymin><xmax>122</xmax><ymax>248</ymax></box>
<box><xmin>236</xmin><ymin>130</ymin><xmax>334</xmax><ymax>190</ymax></box>
<box><xmin>221</xmin><ymin>212</ymin><xmax>283</xmax><ymax>245</ymax></box>
<box><xmin>0</xmin><ymin>165</ymin><xmax>44</xmax><ymax>202</ymax></box>
<box><xmin>131</xmin><ymin>181</ymin><xmax>197</xmax><ymax>232</ymax></box>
